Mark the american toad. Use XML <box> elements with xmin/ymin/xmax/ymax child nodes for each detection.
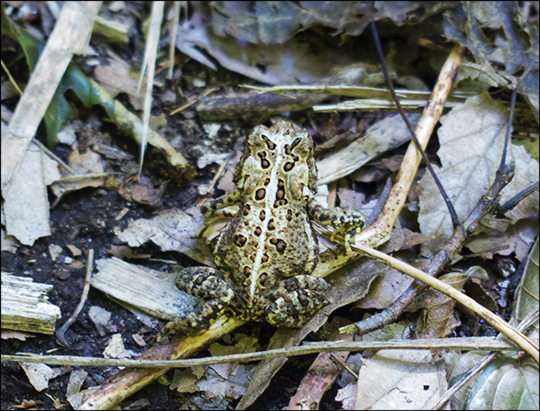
<box><xmin>157</xmin><ymin>120</ymin><xmax>365</xmax><ymax>340</ymax></box>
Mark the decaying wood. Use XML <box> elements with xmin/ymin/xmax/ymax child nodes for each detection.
<box><xmin>196</xmin><ymin>91</ymin><xmax>328</xmax><ymax>122</ymax></box>
<box><xmin>89</xmin><ymin>257</ymin><xmax>199</xmax><ymax>320</ymax></box>
<box><xmin>1</xmin><ymin>273</ymin><xmax>61</xmax><ymax>335</ymax></box>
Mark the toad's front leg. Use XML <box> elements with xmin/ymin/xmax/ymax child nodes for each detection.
<box><xmin>265</xmin><ymin>275</ymin><xmax>330</xmax><ymax>328</ymax></box>
<box><xmin>197</xmin><ymin>191</ymin><xmax>243</xmax><ymax>237</ymax></box>
<box><xmin>156</xmin><ymin>267</ymin><xmax>235</xmax><ymax>341</ymax></box>
<box><xmin>308</xmin><ymin>201</ymin><xmax>365</xmax><ymax>252</ymax></box>
<box><xmin>200</xmin><ymin>191</ymin><xmax>243</xmax><ymax>218</ymax></box>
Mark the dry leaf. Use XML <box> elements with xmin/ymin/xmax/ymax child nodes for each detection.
<box><xmin>418</xmin><ymin>92</ymin><xmax>539</xmax><ymax>256</ymax></box>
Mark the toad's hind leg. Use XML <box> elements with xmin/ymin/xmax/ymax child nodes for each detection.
<box><xmin>265</xmin><ymin>275</ymin><xmax>329</xmax><ymax>328</ymax></box>
<box><xmin>156</xmin><ymin>267</ymin><xmax>235</xmax><ymax>341</ymax></box>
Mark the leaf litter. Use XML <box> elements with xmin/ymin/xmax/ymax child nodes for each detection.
<box><xmin>2</xmin><ymin>1</ymin><xmax>539</xmax><ymax>410</ymax></box>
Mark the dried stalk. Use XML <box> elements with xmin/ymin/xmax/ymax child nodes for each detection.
<box><xmin>6</xmin><ymin>336</ymin><xmax>519</xmax><ymax>369</ymax></box>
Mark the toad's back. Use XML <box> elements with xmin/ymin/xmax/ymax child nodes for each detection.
<box><xmin>213</xmin><ymin>121</ymin><xmax>321</xmax><ymax>307</ymax></box>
